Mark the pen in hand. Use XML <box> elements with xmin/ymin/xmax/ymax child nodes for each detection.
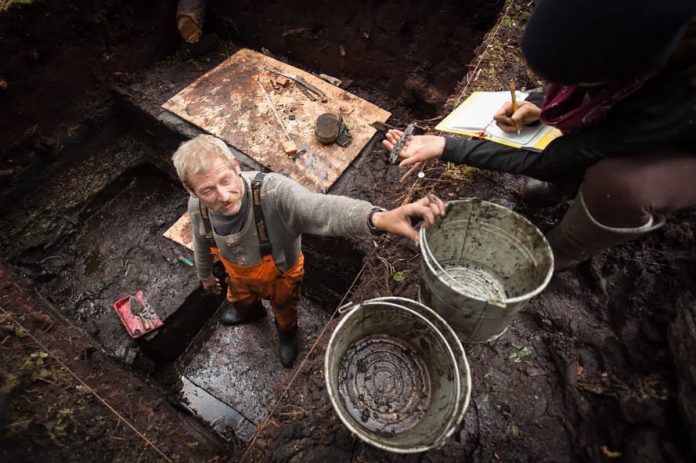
<box><xmin>509</xmin><ymin>81</ymin><xmax>521</xmax><ymax>135</ymax></box>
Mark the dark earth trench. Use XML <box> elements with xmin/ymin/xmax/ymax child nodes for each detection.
<box><xmin>1</xmin><ymin>1</ymin><xmax>695</xmax><ymax>462</ymax></box>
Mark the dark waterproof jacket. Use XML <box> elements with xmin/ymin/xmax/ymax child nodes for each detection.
<box><xmin>441</xmin><ymin>62</ymin><xmax>696</xmax><ymax>182</ymax></box>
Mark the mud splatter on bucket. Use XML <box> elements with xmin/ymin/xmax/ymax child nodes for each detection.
<box><xmin>420</xmin><ymin>199</ymin><xmax>554</xmax><ymax>342</ymax></box>
<box><xmin>325</xmin><ymin>297</ymin><xmax>471</xmax><ymax>453</ymax></box>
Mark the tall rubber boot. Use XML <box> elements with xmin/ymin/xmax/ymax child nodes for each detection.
<box><xmin>523</xmin><ymin>179</ymin><xmax>567</xmax><ymax>208</ymax></box>
<box><xmin>276</xmin><ymin>321</ymin><xmax>298</xmax><ymax>368</ymax></box>
<box><xmin>547</xmin><ymin>192</ymin><xmax>664</xmax><ymax>271</ymax></box>
<box><xmin>219</xmin><ymin>301</ymin><xmax>266</xmax><ymax>326</ymax></box>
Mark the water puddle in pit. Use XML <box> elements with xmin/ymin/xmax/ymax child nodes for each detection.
<box><xmin>179</xmin><ymin>376</ymin><xmax>255</xmax><ymax>441</ymax></box>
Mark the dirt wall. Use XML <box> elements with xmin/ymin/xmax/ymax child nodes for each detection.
<box><xmin>215</xmin><ymin>0</ymin><xmax>504</xmax><ymax>116</ymax></box>
<box><xmin>0</xmin><ymin>0</ymin><xmax>179</xmax><ymax>205</ymax></box>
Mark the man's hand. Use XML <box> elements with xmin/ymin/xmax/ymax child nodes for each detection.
<box><xmin>493</xmin><ymin>101</ymin><xmax>541</xmax><ymax>133</ymax></box>
<box><xmin>371</xmin><ymin>194</ymin><xmax>446</xmax><ymax>244</ymax></box>
<box><xmin>382</xmin><ymin>131</ymin><xmax>446</xmax><ymax>168</ymax></box>
<box><xmin>201</xmin><ymin>275</ymin><xmax>221</xmax><ymax>295</ymax></box>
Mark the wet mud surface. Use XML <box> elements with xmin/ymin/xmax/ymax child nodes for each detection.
<box><xmin>0</xmin><ymin>135</ymin><xmax>210</xmax><ymax>363</ymax></box>
<box><xmin>0</xmin><ymin>262</ymin><xmax>229</xmax><ymax>462</ymax></box>
<box><xmin>239</xmin><ymin>3</ymin><xmax>696</xmax><ymax>460</ymax></box>
<box><xmin>2</xmin><ymin>0</ymin><xmax>695</xmax><ymax>462</ymax></box>
<box><xmin>246</xmin><ymin>164</ymin><xmax>696</xmax><ymax>462</ymax></box>
<box><xmin>180</xmin><ymin>298</ymin><xmax>330</xmax><ymax>440</ymax></box>
<box><xmin>0</xmin><ymin>0</ymin><xmax>179</xmax><ymax>209</ymax></box>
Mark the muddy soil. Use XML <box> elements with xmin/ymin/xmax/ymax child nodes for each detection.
<box><xmin>245</xmin><ymin>166</ymin><xmax>696</xmax><ymax>461</ymax></box>
<box><xmin>0</xmin><ymin>1</ymin><xmax>233</xmax><ymax>460</ymax></box>
<box><xmin>0</xmin><ymin>0</ymin><xmax>179</xmax><ymax>212</ymax></box>
<box><xmin>2</xmin><ymin>0</ymin><xmax>696</xmax><ymax>462</ymax></box>
<box><xmin>241</xmin><ymin>3</ymin><xmax>696</xmax><ymax>462</ymax></box>
<box><xmin>216</xmin><ymin>0</ymin><xmax>504</xmax><ymax>118</ymax></box>
<box><xmin>0</xmin><ymin>262</ymin><xmax>232</xmax><ymax>462</ymax></box>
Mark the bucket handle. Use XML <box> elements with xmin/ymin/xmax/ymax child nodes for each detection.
<box><xmin>337</xmin><ymin>301</ymin><xmax>357</xmax><ymax>315</ymax></box>
<box><xmin>420</xmin><ymin>204</ymin><xmax>475</xmax><ymax>293</ymax></box>
<box><xmin>421</xmin><ymin>227</ymin><xmax>473</xmax><ymax>294</ymax></box>
<box><xmin>420</xmin><ymin>215</ymin><xmax>507</xmax><ymax>307</ymax></box>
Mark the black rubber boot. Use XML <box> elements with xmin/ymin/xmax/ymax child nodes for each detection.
<box><xmin>276</xmin><ymin>322</ymin><xmax>298</xmax><ymax>368</ymax></box>
<box><xmin>219</xmin><ymin>301</ymin><xmax>266</xmax><ymax>326</ymax></box>
<box><xmin>522</xmin><ymin>179</ymin><xmax>567</xmax><ymax>208</ymax></box>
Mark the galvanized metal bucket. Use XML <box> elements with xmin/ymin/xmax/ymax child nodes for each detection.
<box><xmin>325</xmin><ymin>297</ymin><xmax>472</xmax><ymax>453</ymax></box>
<box><xmin>419</xmin><ymin>199</ymin><xmax>553</xmax><ymax>343</ymax></box>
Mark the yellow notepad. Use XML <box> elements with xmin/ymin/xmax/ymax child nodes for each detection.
<box><xmin>435</xmin><ymin>91</ymin><xmax>562</xmax><ymax>152</ymax></box>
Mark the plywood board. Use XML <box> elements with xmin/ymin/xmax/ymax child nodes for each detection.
<box><xmin>162</xmin><ymin>48</ymin><xmax>390</xmax><ymax>193</ymax></box>
<box><xmin>163</xmin><ymin>212</ymin><xmax>194</xmax><ymax>251</ymax></box>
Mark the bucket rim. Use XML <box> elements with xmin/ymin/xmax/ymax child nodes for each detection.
<box><xmin>324</xmin><ymin>299</ymin><xmax>466</xmax><ymax>453</ymax></box>
<box><xmin>324</xmin><ymin>301</ymin><xmax>457</xmax><ymax>453</ymax></box>
<box><xmin>419</xmin><ymin>198</ymin><xmax>554</xmax><ymax>305</ymax></box>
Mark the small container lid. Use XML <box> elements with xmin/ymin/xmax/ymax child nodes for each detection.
<box><xmin>315</xmin><ymin>112</ymin><xmax>341</xmax><ymax>144</ymax></box>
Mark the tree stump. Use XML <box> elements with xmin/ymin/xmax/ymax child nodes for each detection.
<box><xmin>176</xmin><ymin>0</ymin><xmax>206</xmax><ymax>43</ymax></box>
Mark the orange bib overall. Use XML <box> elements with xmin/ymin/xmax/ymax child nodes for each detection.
<box><xmin>202</xmin><ymin>173</ymin><xmax>304</xmax><ymax>331</ymax></box>
<box><xmin>210</xmin><ymin>248</ymin><xmax>304</xmax><ymax>330</ymax></box>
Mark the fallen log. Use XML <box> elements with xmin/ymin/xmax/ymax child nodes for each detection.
<box><xmin>176</xmin><ymin>0</ymin><xmax>206</xmax><ymax>43</ymax></box>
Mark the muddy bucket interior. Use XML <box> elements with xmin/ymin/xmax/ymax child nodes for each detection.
<box><xmin>419</xmin><ymin>199</ymin><xmax>554</xmax><ymax>343</ymax></box>
<box><xmin>325</xmin><ymin>298</ymin><xmax>471</xmax><ymax>453</ymax></box>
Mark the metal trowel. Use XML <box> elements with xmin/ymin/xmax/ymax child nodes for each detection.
<box><xmin>129</xmin><ymin>295</ymin><xmax>150</xmax><ymax>330</ymax></box>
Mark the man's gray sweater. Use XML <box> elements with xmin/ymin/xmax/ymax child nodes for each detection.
<box><xmin>189</xmin><ymin>171</ymin><xmax>374</xmax><ymax>280</ymax></box>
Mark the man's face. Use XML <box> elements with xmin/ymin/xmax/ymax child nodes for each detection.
<box><xmin>186</xmin><ymin>155</ymin><xmax>246</xmax><ymax>216</ymax></box>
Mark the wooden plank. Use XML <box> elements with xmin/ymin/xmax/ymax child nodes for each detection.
<box><xmin>163</xmin><ymin>212</ymin><xmax>194</xmax><ymax>251</ymax></box>
<box><xmin>162</xmin><ymin>48</ymin><xmax>391</xmax><ymax>193</ymax></box>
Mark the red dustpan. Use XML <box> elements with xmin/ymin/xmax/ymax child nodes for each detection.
<box><xmin>113</xmin><ymin>290</ymin><xmax>163</xmax><ymax>339</ymax></box>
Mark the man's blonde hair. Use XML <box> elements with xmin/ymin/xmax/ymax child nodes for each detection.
<box><xmin>172</xmin><ymin>135</ymin><xmax>236</xmax><ymax>186</ymax></box>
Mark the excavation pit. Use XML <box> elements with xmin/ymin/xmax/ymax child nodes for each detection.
<box><xmin>0</xmin><ymin>0</ymin><xmax>512</xmax><ymax>455</ymax></box>
<box><xmin>0</xmin><ymin>125</ymin><xmax>369</xmax><ymax>441</ymax></box>
<box><xmin>2</xmin><ymin>1</ymin><xmax>693</xmax><ymax>461</ymax></box>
